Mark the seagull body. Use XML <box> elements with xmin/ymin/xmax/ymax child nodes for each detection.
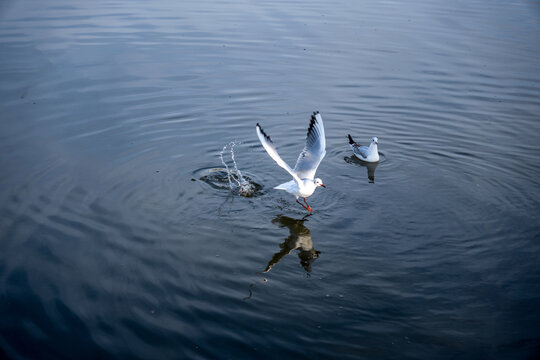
<box><xmin>348</xmin><ymin>134</ymin><xmax>379</xmax><ymax>162</ymax></box>
<box><xmin>256</xmin><ymin>111</ymin><xmax>326</xmax><ymax>212</ymax></box>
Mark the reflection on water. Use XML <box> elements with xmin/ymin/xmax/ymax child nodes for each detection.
<box><xmin>264</xmin><ymin>215</ymin><xmax>321</xmax><ymax>274</ymax></box>
<box><xmin>344</xmin><ymin>156</ymin><xmax>379</xmax><ymax>183</ymax></box>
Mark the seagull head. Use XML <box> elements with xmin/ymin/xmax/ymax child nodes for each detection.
<box><xmin>314</xmin><ymin>178</ymin><xmax>326</xmax><ymax>188</ymax></box>
<box><xmin>371</xmin><ymin>137</ymin><xmax>379</xmax><ymax>145</ymax></box>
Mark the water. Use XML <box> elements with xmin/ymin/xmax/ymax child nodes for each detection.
<box><xmin>1</xmin><ymin>0</ymin><xmax>539</xmax><ymax>359</ymax></box>
<box><xmin>216</xmin><ymin>141</ymin><xmax>259</xmax><ymax>197</ymax></box>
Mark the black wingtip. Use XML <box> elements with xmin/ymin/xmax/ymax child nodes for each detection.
<box><xmin>308</xmin><ymin>113</ymin><xmax>317</xmax><ymax>134</ymax></box>
<box><xmin>305</xmin><ymin>111</ymin><xmax>322</xmax><ymax>145</ymax></box>
<box><xmin>309</xmin><ymin>111</ymin><xmax>320</xmax><ymax>126</ymax></box>
<box><xmin>257</xmin><ymin>123</ymin><xmax>272</xmax><ymax>142</ymax></box>
<box><xmin>348</xmin><ymin>134</ymin><xmax>355</xmax><ymax>144</ymax></box>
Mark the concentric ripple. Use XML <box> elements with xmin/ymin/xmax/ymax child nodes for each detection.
<box><xmin>196</xmin><ymin>167</ymin><xmax>264</xmax><ymax>198</ymax></box>
<box><xmin>1</xmin><ymin>0</ymin><xmax>539</xmax><ymax>359</ymax></box>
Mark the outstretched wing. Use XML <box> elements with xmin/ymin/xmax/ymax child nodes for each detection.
<box><xmin>294</xmin><ymin>111</ymin><xmax>326</xmax><ymax>179</ymax></box>
<box><xmin>256</xmin><ymin>123</ymin><xmax>302</xmax><ymax>185</ymax></box>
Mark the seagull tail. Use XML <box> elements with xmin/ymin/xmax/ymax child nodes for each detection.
<box><xmin>348</xmin><ymin>134</ymin><xmax>355</xmax><ymax>145</ymax></box>
<box><xmin>274</xmin><ymin>180</ymin><xmax>296</xmax><ymax>191</ymax></box>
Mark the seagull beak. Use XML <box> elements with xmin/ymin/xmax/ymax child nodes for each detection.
<box><xmin>320</xmin><ymin>184</ymin><xmax>326</xmax><ymax>188</ymax></box>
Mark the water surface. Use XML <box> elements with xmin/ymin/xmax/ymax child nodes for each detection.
<box><xmin>1</xmin><ymin>0</ymin><xmax>540</xmax><ymax>359</ymax></box>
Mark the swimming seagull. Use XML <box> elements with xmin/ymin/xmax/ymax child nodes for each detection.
<box><xmin>256</xmin><ymin>111</ymin><xmax>327</xmax><ymax>212</ymax></box>
<box><xmin>348</xmin><ymin>134</ymin><xmax>379</xmax><ymax>162</ymax></box>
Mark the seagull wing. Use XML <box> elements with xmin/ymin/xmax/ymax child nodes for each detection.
<box><xmin>256</xmin><ymin>123</ymin><xmax>302</xmax><ymax>185</ymax></box>
<box><xmin>293</xmin><ymin>111</ymin><xmax>326</xmax><ymax>180</ymax></box>
<box><xmin>348</xmin><ymin>134</ymin><xmax>368</xmax><ymax>159</ymax></box>
<box><xmin>352</xmin><ymin>144</ymin><xmax>369</xmax><ymax>159</ymax></box>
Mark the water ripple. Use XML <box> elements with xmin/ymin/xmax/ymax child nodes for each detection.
<box><xmin>1</xmin><ymin>0</ymin><xmax>539</xmax><ymax>359</ymax></box>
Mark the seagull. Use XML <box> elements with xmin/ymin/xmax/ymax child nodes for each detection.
<box><xmin>348</xmin><ymin>134</ymin><xmax>379</xmax><ymax>162</ymax></box>
<box><xmin>256</xmin><ymin>111</ymin><xmax>327</xmax><ymax>212</ymax></box>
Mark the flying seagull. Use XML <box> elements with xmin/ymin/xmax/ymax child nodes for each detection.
<box><xmin>348</xmin><ymin>134</ymin><xmax>379</xmax><ymax>162</ymax></box>
<box><xmin>256</xmin><ymin>111</ymin><xmax>327</xmax><ymax>212</ymax></box>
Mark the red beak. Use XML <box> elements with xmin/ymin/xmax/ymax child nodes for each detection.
<box><xmin>320</xmin><ymin>184</ymin><xmax>326</xmax><ymax>188</ymax></box>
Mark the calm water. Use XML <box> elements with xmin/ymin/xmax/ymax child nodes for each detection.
<box><xmin>1</xmin><ymin>0</ymin><xmax>540</xmax><ymax>359</ymax></box>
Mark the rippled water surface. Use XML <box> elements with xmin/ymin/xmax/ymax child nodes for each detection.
<box><xmin>1</xmin><ymin>1</ymin><xmax>540</xmax><ymax>359</ymax></box>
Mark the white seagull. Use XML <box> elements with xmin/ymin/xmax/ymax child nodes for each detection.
<box><xmin>348</xmin><ymin>134</ymin><xmax>379</xmax><ymax>162</ymax></box>
<box><xmin>256</xmin><ymin>111</ymin><xmax>327</xmax><ymax>212</ymax></box>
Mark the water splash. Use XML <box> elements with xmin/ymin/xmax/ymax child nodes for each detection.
<box><xmin>219</xmin><ymin>141</ymin><xmax>257</xmax><ymax>197</ymax></box>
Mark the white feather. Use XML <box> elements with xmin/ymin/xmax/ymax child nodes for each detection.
<box><xmin>255</xmin><ymin>112</ymin><xmax>327</xmax><ymax>210</ymax></box>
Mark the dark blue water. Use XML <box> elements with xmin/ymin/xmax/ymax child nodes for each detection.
<box><xmin>1</xmin><ymin>1</ymin><xmax>539</xmax><ymax>359</ymax></box>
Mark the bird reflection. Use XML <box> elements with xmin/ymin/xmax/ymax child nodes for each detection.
<box><xmin>264</xmin><ymin>215</ymin><xmax>321</xmax><ymax>274</ymax></box>
<box><xmin>344</xmin><ymin>156</ymin><xmax>379</xmax><ymax>183</ymax></box>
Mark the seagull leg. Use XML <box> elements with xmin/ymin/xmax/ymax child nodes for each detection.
<box><xmin>296</xmin><ymin>199</ymin><xmax>312</xmax><ymax>212</ymax></box>
<box><xmin>303</xmin><ymin>198</ymin><xmax>313</xmax><ymax>212</ymax></box>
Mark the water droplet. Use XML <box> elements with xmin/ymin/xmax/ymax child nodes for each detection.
<box><xmin>218</xmin><ymin>141</ymin><xmax>260</xmax><ymax>197</ymax></box>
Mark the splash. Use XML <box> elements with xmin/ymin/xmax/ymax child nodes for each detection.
<box><xmin>219</xmin><ymin>141</ymin><xmax>257</xmax><ymax>197</ymax></box>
